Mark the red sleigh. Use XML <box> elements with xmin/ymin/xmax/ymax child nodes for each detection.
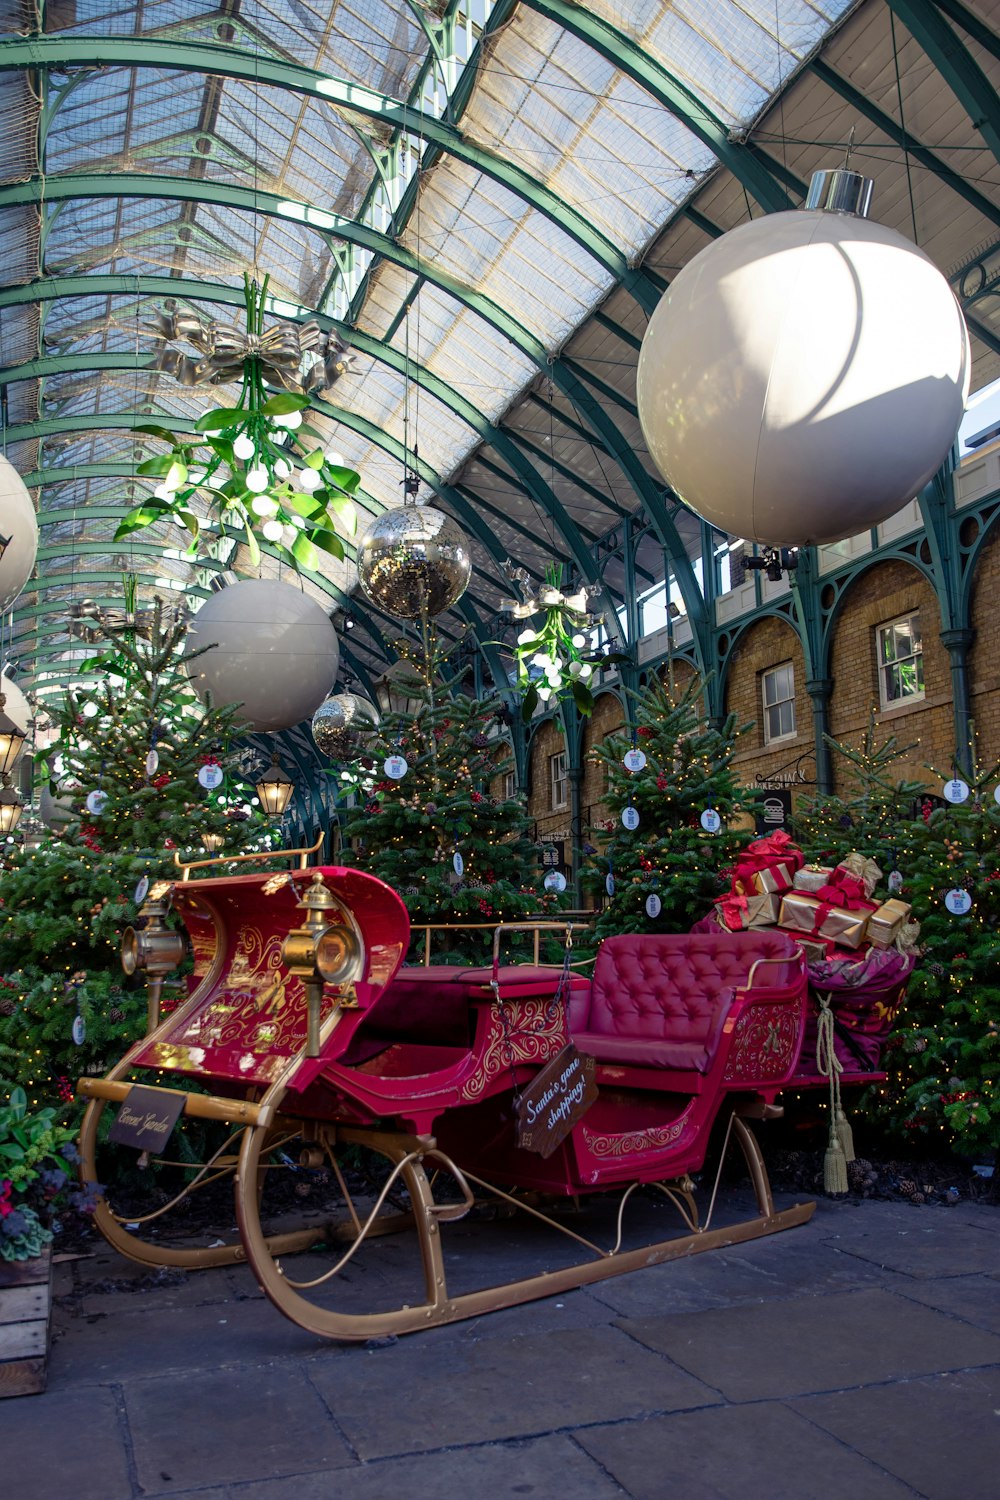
<box><xmin>78</xmin><ymin>844</ymin><xmax>885</xmax><ymax>1342</ymax></box>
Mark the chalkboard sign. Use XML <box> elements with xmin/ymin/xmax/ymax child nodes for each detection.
<box><xmin>108</xmin><ymin>1085</ymin><xmax>185</xmax><ymax>1153</ymax></box>
<box><xmin>516</xmin><ymin>1044</ymin><xmax>597</xmax><ymax>1158</ymax></box>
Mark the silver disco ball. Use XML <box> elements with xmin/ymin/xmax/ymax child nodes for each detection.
<box><xmin>311</xmin><ymin>693</ymin><xmax>379</xmax><ymax>761</ymax></box>
<box><xmin>356</xmin><ymin>505</ymin><xmax>471</xmax><ymax>619</ymax></box>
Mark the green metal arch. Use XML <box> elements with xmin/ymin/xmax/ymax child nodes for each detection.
<box><xmin>0</xmin><ymin>34</ymin><xmax>658</xmax><ymax>310</ymax></box>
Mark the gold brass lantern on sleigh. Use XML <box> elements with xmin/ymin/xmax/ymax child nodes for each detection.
<box><xmin>281</xmin><ymin>872</ymin><xmax>363</xmax><ymax>1056</ymax></box>
<box><xmin>121</xmin><ymin>889</ymin><xmax>186</xmax><ymax>1032</ymax></box>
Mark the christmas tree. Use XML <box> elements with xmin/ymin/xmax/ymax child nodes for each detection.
<box><xmin>865</xmin><ymin>764</ymin><xmax>1000</xmax><ymax>1170</ymax></box>
<box><xmin>584</xmin><ymin>675</ymin><xmax>760</xmax><ymax>938</ymax></box>
<box><xmin>339</xmin><ymin>632</ymin><xmax>561</xmax><ymax>963</ymax></box>
<box><xmin>0</xmin><ymin>595</ymin><xmax>268</xmax><ymax>1111</ymax></box>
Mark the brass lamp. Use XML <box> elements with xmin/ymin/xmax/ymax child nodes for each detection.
<box><xmin>121</xmin><ymin>893</ymin><xmax>186</xmax><ymax>1033</ymax></box>
<box><xmin>281</xmin><ymin>872</ymin><xmax>363</xmax><ymax>1056</ymax></box>
<box><xmin>255</xmin><ymin>750</ymin><xmax>295</xmax><ymax>818</ymax></box>
<box><xmin>0</xmin><ymin>773</ymin><xmax>24</xmax><ymax>833</ymax></box>
<box><xmin>0</xmin><ymin>691</ymin><xmax>26</xmax><ymax>777</ymax></box>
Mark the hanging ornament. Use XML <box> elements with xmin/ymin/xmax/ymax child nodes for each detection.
<box><xmin>993</xmin><ymin>784</ymin><xmax>1000</xmax><ymax>807</ymax></box>
<box><xmin>621</xmin><ymin>805</ymin><xmax>640</xmax><ymax>831</ymax></box>
<box><xmin>134</xmin><ymin>875</ymin><xmax>150</xmax><ymax>904</ymax></box>
<box><xmin>544</xmin><ymin>870</ymin><xmax>567</xmax><ymax>893</ymax></box>
<box><xmin>71</xmin><ymin>1014</ymin><xmax>86</xmax><ymax>1046</ymax></box>
<box><xmin>119</xmin><ymin>274</ymin><xmax>360</xmax><ymax>572</ymax></box>
<box><xmin>943</xmin><ymin>778</ymin><xmax>970</xmax><ymax>804</ymax></box>
<box><xmin>186</xmin><ymin>579</ymin><xmax>339</xmax><ymax>732</ymax></box>
<box><xmin>0</xmin><ymin>456</ymin><xmax>40</xmax><ymax>615</ymax></box>
<box><xmin>645</xmin><ymin>893</ymin><xmax>662</xmax><ymax>918</ymax></box>
<box><xmin>623</xmin><ymin>748</ymin><xmax>647</xmax><ymax>773</ymax></box>
<box><xmin>700</xmin><ymin>808</ymin><xmax>722</xmax><ymax>834</ymax></box>
<box><xmin>357</xmin><ymin>505</ymin><xmax>471</xmax><ymax>619</ymax></box>
<box><xmin>945</xmin><ymin>888</ymin><xmax>972</xmax><ymax>916</ymax></box>
<box><xmin>503</xmin><ymin>563</ymin><xmax>603</xmax><ymax>721</ymax></box>
<box><xmin>311</xmin><ymin>693</ymin><xmax>379</xmax><ymax>761</ymax></box>
<box><xmin>453</xmin><ymin>851</ymin><xmax>464</xmax><ymax>877</ymax></box>
<box><xmin>384</xmin><ymin>754</ymin><xmax>408</xmax><ymax>780</ymax></box>
<box><xmin>198</xmin><ymin>762</ymin><xmax>224</xmax><ymax>790</ymax></box>
<box><xmin>605</xmin><ymin>873</ymin><xmax>615</xmax><ymax>897</ymax></box>
<box><xmin>888</xmin><ymin>870</ymin><xmax>904</xmax><ymax>895</ymax></box>
<box><xmin>85</xmin><ymin>789</ymin><xmax>108</xmax><ymax>816</ymax></box>
<box><xmin>145</xmin><ymin>747</ymin><xmax>159</xmax><ymax>777</ymax></box>
<box><xmin>636</xmin><ymin>168</ymin><xmax>969</xmax><ymax>546</ymax></box>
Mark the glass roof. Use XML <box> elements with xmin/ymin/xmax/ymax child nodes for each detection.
<box><xmin>1</xmin><ymin>0</ymin><xmax>998</xmax><ymax>692</ymax></box>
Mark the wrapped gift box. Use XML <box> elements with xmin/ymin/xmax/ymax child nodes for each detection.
<box><xmin>793</xmin><ymin>936</ymin><xmax>830</xmax><ymax>963</ymax></box>
<box><xmin>714</xmin><ymin>892</ymin><xmax>781</xmax><ymax>931</ymax></box>
<box><xmin>867</xmin><ymin>898</ymin><xmax>912</xmax><ymax>949</ymax></box>
<box><xmin>778</xmin><ymin>891</ymin><xmax>872</xmax><ymax>950</ymax></box>
<box><xmin>737</xmin><ymin>861</ymin><xmax>796</xmax><ymax>896</ymax></box>
<box><xmin>837</xmin><ymin>852</ymin><xmax>883</xmax><ymax>898</ymax></box>
<box><xmin>732</xmin><ymin>831</ymin><xmax>804</xmax><ymax>898</ymax></box>
<box><xmin>793</xmin><ymin>865</ymin><xmax>833</xmax><ymax>893</ymax></box>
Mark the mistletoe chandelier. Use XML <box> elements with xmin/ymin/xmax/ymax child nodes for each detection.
<box><xmin>503</xmin><ymin>563</ymin><xmax>603</xmax><ymax>720</ymax></box>
<box><xmin>116</xmin><ymin>275</ymin><xmax>361</xmax><ymax>573</ymax></box>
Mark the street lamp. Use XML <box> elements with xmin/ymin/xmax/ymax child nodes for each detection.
<box><xmin>255</xmin><ymin>750</ymin><xmax>295</xmax><ymax>818</ymax></box>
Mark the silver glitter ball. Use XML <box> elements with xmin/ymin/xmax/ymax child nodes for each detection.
<box><xmin>356</xmin><ymin>505</ymin><xmax>471</xmax><ymax>619</ymax></box>
<box><xmin>311</xmin><ymin>693</ymin><xmax>379</xmax><ymax>761</ymax></box>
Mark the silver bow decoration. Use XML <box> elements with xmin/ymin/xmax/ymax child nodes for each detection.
<box><xmin>148</xmin><ymin>308</ymin><xmax>353</xmax><ymax>395</ymax></box>
<box><xmin>500</xmin><ymin>562</ymin><xmax>601</xmax><ymax>622</ymax></box>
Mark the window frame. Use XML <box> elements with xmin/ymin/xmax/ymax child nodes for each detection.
<box><xmin>877</xmin><ymin>613</ymin><xmax>925</xmax><ymax>710</ymax></box>
<box><xmin>503</xmin><ymin>769</ymin><xmax>517</xmax><ymax>800</ymax></box>
<box><xmin>549</xmin><ymin>750</ymin><xmax>568</xmax><ymax>811</ymax></box>
<box><xmin>762</xmin><ymin>661</ymin><xmax>797</xmax><ymax>746</ymax></box>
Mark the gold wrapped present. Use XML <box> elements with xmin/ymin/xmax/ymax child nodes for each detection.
<box><xmin>740</xmin><ymin>861</ymin><xmax>795</xmax><ymax>896</ymax></box>
<box><xmin>867</xmin><ymin>898</ymin><xmax>912</xmax><ymax>949</ymax></box>
<box><xmin>747</xmin><ymin>893</ymin><xmax>782</xmax><ymax>926</ymax></box>
<box><xmin>792</xmin><ymin>865</ymin><xmax>833</xmax><ymax>893</ymax></box>
<box><xmin>714</xmin><ymin>892</ymin><xmax>781</xmax><ymax>930</ymax></box>
<box><xmin>794</xmin><ymin>938</ymin><xmax>829</xmax><ymax>963</ymax></box>
<box><xmin>838</xmin><ymin>852</ymin><xmax>883</xmax><ymax>898</ymax></box>
<box><xmin>778</xmin><ymin>891</ymin><xmax>872</xmax><ymax>950</ymax></box>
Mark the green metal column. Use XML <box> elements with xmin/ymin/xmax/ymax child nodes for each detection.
<box><xmin>805</xmin><ymin>678</ymin><xmax>835</xmax><ymax>795</ymax></box>
<box><xmin>940</xmin><ymin>626</ymin><xmax>975</xmax><ymax>774</ymax></box>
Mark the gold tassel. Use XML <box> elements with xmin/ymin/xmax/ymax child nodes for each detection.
<box><xmin>836</xmin><ymin>1105</ymin><xmax>855</xmax><ymax>1164</ymax></box>
<box><xmin>824</xmin><ymin>1136</ymin><xmax>849</xmax><ymax>1194</ymax></box>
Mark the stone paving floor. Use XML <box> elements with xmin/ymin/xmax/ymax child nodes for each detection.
<box><xmin>3</xmin><ymin>1187</ymin><xmax>999</xmax><ymax>1499</ymax></box>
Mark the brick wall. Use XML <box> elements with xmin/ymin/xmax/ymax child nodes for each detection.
<box><xmin>827</xmin><ymin>559</ymin><xmax>950</xmax><ymax>791</ymax></box>
<box><xmin>581</xmin><ymin>690</ymin><xmax>624</xmax><ymax>823</ymax></box>
<box><xmin>723</xmin><ymin>615</ymin><xmax>811</xmax><ymax>788</ymax></box>
<box><xmin>967</xmin><ymin>518</ymin><xmax>1000</xmax><ymax>757</ymax></box>
<box><xmin>527</xmin><ymin>718</ymin><xmax>571</xmax><ymax>843</ymax></box>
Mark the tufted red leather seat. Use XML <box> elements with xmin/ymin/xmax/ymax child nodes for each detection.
<box><xmin>573</xmin><ymin>931</ymin><xmax>800</xmax><ymax>1072</ymax></box>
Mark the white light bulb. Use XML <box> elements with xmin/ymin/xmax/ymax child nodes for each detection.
<box><xmin>545</xmin><ymin>668</ymin><xmax>561</xmax><ymax>685</ymax></box>
<box><xmin>274</xmin><ymin>458</ymin><xmax>291</xmax><ymax>479</ymax></box>
<box><xmin>250</xmin><ymin>496</ymin><xmax>279</xmax><ymax>518</ymax></box>
<box><xmin>324</xmin><ymin>449</ymin><xmax>344</xmax><ymax>466</ymax></box>
<box><xmin>516</xmin><ymin>628</ymin><xmax>537</xmax><ymax>645</ymax></box>
<box><xmin>282</xmin><ymin>524</ymin><xmax>298</xmax><ymax>545</ymax></box>
<box><xmin>537</xmin><ymin>686</ymin><xmax>552</xmax><ymax>702</ymax></box>
<box><xmin>298</xmin><ymin>468</ymin><xmax>321</xmax><ymax>492</ymax></box>
<box><xmin>245</xmin><ymin>468</ymin><xmax>269</xmax><ymax>492</ymax></box>
<box><xmin>82</xmin><ymin>701</ymin><xmax>99</xmax><ymax>718</ymax></box>
<box><xmin>578</xmin><ymin>662</ymin><xmax>593</xmax><ymax>680</ymax></box>
<box><xmin>571</xmin><ymin>633</ymin><xmax>586</xmax><ymax>648</ymax></box>
<box><xmin>233</xmin><ymin>434</ymin><xmax>256</xmax><ymax>460</ymax></box>
<box><xmin>273</xmin><ymin>410</ymin><xmax>303</xmax><ymax>431</ymax></box>
<box><xmin>262</xmin><ymin>519</ymin><xmax>284</xmax><ymax>542</ymax></box>
<box><xmin>531</xmin><ymin>652</ymin><xmax>550</xmax><ymax>669</ymax></box>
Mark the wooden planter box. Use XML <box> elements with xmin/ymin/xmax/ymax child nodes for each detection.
<box><xmin>0</xmin><ymin>1246</ymin><xmax>52</xmax><ymax>1397</ymax></box>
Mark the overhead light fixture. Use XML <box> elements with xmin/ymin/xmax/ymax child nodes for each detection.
<box><xmin>255</xmin><ymin>751</ymin><xmax>295</xmax><ymax>818</ymax></box>
<box><xmin>0</xmin><ymin>773</ymin><xmax>25</xmax><ymax>833</ymax></box>
<box><xmin>201</xmin><ymin>830</ymin><xmax>225</xmax><ymax>852</ymax></box>
<box><xmin>0</xmin><ymin>691</ymin><xmax>26</xmax><ymax>777</ymax></box>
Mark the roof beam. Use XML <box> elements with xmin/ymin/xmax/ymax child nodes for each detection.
<box><xmin>930</xmin><ymin>0</ymin><xmax>1000</xmax><ymax>61</ymax></box>
<box><xmin>886</xmin><ymin>0</ymin><xmax>1000</xmax><ymax>169</ymax></box>
<box><xmin>0</xmin><ymin>34</ymin><xmax>659</xmax><ymax>307</ymax></box>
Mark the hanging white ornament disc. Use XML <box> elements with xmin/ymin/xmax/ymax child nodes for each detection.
<box><xmin>943</xmin><ymin>778</ymin><xmax>970</xmax><ymax>804</ymax></box>
<box><xmin>384</xmin><ymin>754</ymin><xmax>408</xmax><ymax>780</ymax></box>
<box><xmin>700</xmin><ymin>808</ymin><xmax>722</xmax><ymax>833</ymax></box>
<box><xmin>199</xmin><ymin>764</ymin><xmax>224</xmax><ymax>790</ymax></box>
<box><xmin>945</xmin><ymin>888</ymin><xmax>972</xmax><ymax>915</ymax></box>
<box><xmin>453</xmin><ymin>851</ymin><xmax>464</xmax><ymax>877</ymax></box>
<box><xmin>636</xmin><ymin>170</ymin><xmax>969</xmax><ymax>546</ymax></box>
<box><xmin>645</xmin><ymin>893</ymin><xmax>662</xmax><ymax>918</ymax></box>
<box><xmin>72</xmin><ymin>1014</ymin><xmax>86</xmax><ymax>1046</ymax></box>
<box><xmin>134</xmin><ymin>875</ymin><xmax>150</xmax><ymax>904</ymax></box>
<box><xmin>146</xmin><ymin>749</ymin><xmax>159</xmax><ymax>776</ymax></box>
<box><xmin>544</xmin><ymin>870</ymin><xmax>567</xmax><ymax>893</ymax></box>
<box><xmin>621</xmin><ymin>806</ymin><xmax>640</xmax><ymax>830</ymax></box>
<box><xmin>85</xmin><ymin>789</ymin><xmax>107</xmax><ymax>815</ymax></box>
<box><xmin>623</xmin><ymin>748</ymin><xmax>647</xmax><ymax>773</ymax></box>
<box><xmin>888</xmin><ymin>870</ymin><xmax>904</xmax><ymax>895</ymax></box>
<box><xmin>605</xmin><ymin>873</ymin><xmax>615</xmax><ymax>896</ymax></box>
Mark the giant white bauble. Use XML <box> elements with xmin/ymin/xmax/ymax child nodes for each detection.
<box><xmin>185</xmin><ymin>579</ymin><xmax>339</xmax><ymax>732</ymax></box>
<box><xmin>0</xmin><ymin>456</ymin><xmax>39</xmax><ymax>613</ymax></box>
<box><xmin>0</xmin><ymin>673</ymin><xmax>31</xmax><ymax>733</ymax></box>
<box><xmin>637</xmin><ymin>182</ymin><xmax>970</xmax><ymax>546</ymax></box>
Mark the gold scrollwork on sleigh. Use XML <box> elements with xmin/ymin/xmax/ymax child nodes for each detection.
<box><xmin>459</xmin><ymin>999</ymin><xmax>567</xmax><ymax>1102</ymax></box>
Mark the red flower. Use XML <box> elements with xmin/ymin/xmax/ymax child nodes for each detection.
<box><xmin>164</xmin><ymin>838</ymin><xmax>176</xmax><ymax>850</ymax></box>
<box><xmin>656</xmin><ymin>774</ymin><xmax>668</xmax><ymax>791</ymax></box>
<box><xmin>152</xmin><ymin>773</ymin><xmax>171</xmax><ymax>789</ymax></box>
<box><xmin>636</xmin><ymin>727</ymin><xmax>654</xmax><ymax>739</ymax></box>
<box><xmin>470</xmin><ymin>791</ymin><xmax>483</xmax><ymax>804</ymax></box>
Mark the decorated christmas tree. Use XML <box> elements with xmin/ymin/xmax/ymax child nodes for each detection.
<box><xmin>585</xmin><ymin>675</ymin><xmax>760</xmax><ymax>938</ymax></box>
<box><xmin>865</xmin><ymin>763</ymin><xmax>1000</xmax><ymax>1170</ymax></box>
<box><xmin>0</xmin><ymin>595</ymin><xmax>268</xmax><ymax>1110</ymax></box>
<box><xmin>339</xmin><ymin>632</ymin><xmax>560</xmax><ymax>963</ymax></box>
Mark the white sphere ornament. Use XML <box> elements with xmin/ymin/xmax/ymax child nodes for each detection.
<box><xmin>0</xmin><ymin>674</ymin><xmax>30</xmax><ymax>735</ymax></box>
<box><xmin>0</xmin><ymin>456</ymin><xmax>39</xmax><ymax>614</ymax></box>
<box><xmin>636</xmin><ymin>170</ymin><xmax>970</xmax><ymax>546</ymax></box>
<box><xmin>185</xmin><ymin>578</ymin><xmax>339</xmax><ymax>732</ymax></box>
<box><xmin>357</xmin><ymin>505</ymin><xmax>471</xmax><ymax>619</ymax></box>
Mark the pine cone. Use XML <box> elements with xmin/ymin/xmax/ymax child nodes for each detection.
<box><xmin>109</xmin><ymin>1007</ymin><xmax>125</xmax><ymax>1023</ymax></box>
<box><xmin>897</xmin><ymin>1177</ymin><xmax>918</xmax><ymax>1198</ymax></box>
<box><xmin>0</xmin><ymin>996</ymin><xmax>15</xmax><ymax>1016</ymax></box>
